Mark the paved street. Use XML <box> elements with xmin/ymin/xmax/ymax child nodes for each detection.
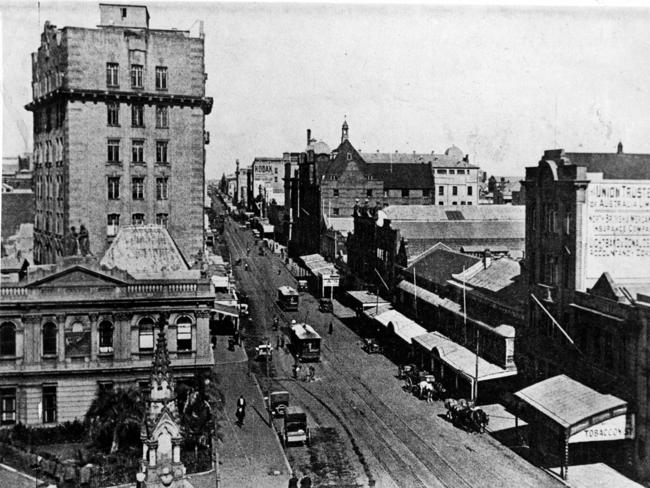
<box><xmin>217</xmin><ymin>205</ymin><xmax>565</xmax><ymax>488</ymax></box>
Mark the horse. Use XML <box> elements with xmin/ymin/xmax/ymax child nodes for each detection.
<box><xmin>471</xmin><ymin>408</ymin><xmax>489</xmax><ymax>433</ymax></box>
<box><xmin>415</xmin><ymin>381</ymin><xmax>435</xmax><ymax>401</ymax></box>
<box><xmin>444</xmin><ymin>398</ymin><xmax>459</xmax><ymax>421</ymax></box>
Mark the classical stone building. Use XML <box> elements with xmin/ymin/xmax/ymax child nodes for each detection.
<box><xmin>27</xmin><ymin>3</ymin><xmax>212</xmax><ymax>264</ymax></box>
<box><xmin>519</xmin><ymin>146</ymin><xmax>650</xmax><ymax>480</ymax></box>
<box><xmin>0</xmin><ymin>226</ymin><xmax>214</xmax><ymax>426</ymax></box>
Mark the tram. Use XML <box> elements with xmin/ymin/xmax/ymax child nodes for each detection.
<box><xmin>278</xmin><ymin>286</ymin><xmax>299</xmax><ymax>311</ymax></box>
<box><xmin>289</xmin><ymin>323</ymin><xmax>321</xmax><ymax>362</ymax></box>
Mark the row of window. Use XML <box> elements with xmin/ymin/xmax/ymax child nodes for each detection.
<box><xmin>34</xmin><ymin>102</ymin><xmax>66</xmax><ymax>134</ymax></box>
<box><xmin>107</xmin><ymin>139</ymin><xmax>168</xmax><ymax>164</ymax></box>
<box><xmin>34</xmin><ymin>138</ymin><xmax>64</xmax><ymax>165</ymax></box>
<box><xmin>107</xmin><ymin>213</ymin><xmax>168</xmax><ymax>232</ymax></box>
<box><xmin>108</xmin><ymin>176</ymin><xmax>169</xmax><ymax>201</ymax></box>
<box><xmin>107</xmin><ymin>63</ymin><xmax>167</xmax><ymax>90</ymax></box>
<box><xmin>0</xmin><ymin>386</ymin><xmax>56</xmax><ymax>425</ymax></box>
<box><xmin>0</xmin><ymin>318</ymin><xmax>192</xmax><ymax>359</ymax></box>
<box><xmin>531</xmin><ymin>204</ymin><xmax>572</xmax><ymax>235</ymax></box>
<box><xmin>330</xmin><ymin>186</ymin><xmax>473</xmax><ymax>198</ymax></box>
<box><xmin>34</xmin><ymin>211</ymin><xmax>65</xmax><ymax>236</ymax></box>
<box><xmin>435</xmin><ymin>169</ymin><xmax>468</xmax><ymax>175</ymax></box>
<box><xmin>107</xmin><ymin>103</ymin><xmax>169</xmax><ymax>128</ymax></box>
<box><xmin>35</xmin><ymin>174</ymin><xmax>64</xmax><ymax>201</ymax></box>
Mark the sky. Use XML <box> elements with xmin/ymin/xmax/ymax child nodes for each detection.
<box><xmin>4</xmin><ymin>1</ymin><xmax>650</xmax><ymax>180</ymax></box>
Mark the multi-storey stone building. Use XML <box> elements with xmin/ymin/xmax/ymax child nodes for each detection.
<box><xmin>27</xmin><ymin>3</ymin><xmax>212</xmax><ymax>264</ymax></box>
<box><xmin>0</xmin><ymin>225</ymin><xmax>214</xmax><ymax>426</ymax></box>
<box><xmin>519</xmin><ymin>145</ymin><xmax>650</xmax><ymax>480</ymax></box>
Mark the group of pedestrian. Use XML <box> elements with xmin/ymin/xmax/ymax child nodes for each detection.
<box><xmin>288</xmin><ymin>472</ymin><xmax>312</xmax><ymax>488</ymax></box>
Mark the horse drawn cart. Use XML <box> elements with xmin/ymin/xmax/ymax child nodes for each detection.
<box><xmin>444</xmin><ymin>399</ymin><xmax>489</xmax><ymax>433</ymax></box>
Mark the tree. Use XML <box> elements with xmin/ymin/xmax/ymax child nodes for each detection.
<box><xmin>85</xmin><ymin>387</ymin><xmax>145</xmax><ymax>454</ymax></box>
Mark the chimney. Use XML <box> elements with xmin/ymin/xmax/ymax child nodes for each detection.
<box><xmin>483</xmin><ymin>249</ymin><xmax>492</xmax><ymax>269</ymax></box>
<box><xmin>617</xmin><ymin>141</ymin><xmax>623</xmax><ymax>154</ymax></box>
<box><xmin>307</xmin><ymin>129</ymin><xmax>311</xmax><ymax>146</ymax></box>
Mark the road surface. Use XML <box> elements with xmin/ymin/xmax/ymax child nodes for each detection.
<box><xmin>216</xmin><ymin>205</ymin><xmax>563</xmax><ymax>488</ymax></box>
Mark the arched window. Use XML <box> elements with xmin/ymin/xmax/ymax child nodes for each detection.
<box><xmin>139</xmin><ymin>318</ymin><xmax>154</xmax><ymax>352</ymax></box>
<box><xmin>176</xmin><ymin>316</ymin><xmax>192</xmax><ymax>352</ymax></box>
<box><xmin>42</xmin><ymin>322</ymin><xmax>57</xmax><ymax>356</ymax></box>
<box><xmin>99</xmin><ymin>321</ymin><xmax>114</xmax><ymax>354</ymax></box>
<box><xmin>0</xmin><ymin>323</ymin><xmax>16</xmax><ymax>356</ymax></box>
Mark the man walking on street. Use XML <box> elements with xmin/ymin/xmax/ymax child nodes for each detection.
<box><xmin>237</xmin><ymin>395</ymin><xmax>246</xmax><ymax>412</ymax></box>
<box><xmin>328</xmin><ymin>321</ymin><xmax>333</xmax><ymax>335</ymax></box>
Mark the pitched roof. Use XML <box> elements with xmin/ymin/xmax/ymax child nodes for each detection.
<box><xmin>365</xmin><ymin>162</ymin><xmax>433</xmax><ymax>189</ymax></box>
<box><xmin>100</xmin><ymin>225</ymin><xmax>198</xmax><ymax>280</ymax></box>
<box><xmin>515</xmin><ymin>375</ymin><xmax>627</xmax><ymax>430</ymax></box>
<box><xmin>397</xmin><ymin>220</ymin><xmax>525</xmax><ymax>241</ymax></box>
<box><xmin>384</xmin><ymin>204</ymin><xmax>524</xmax><ymax>222</ymax></box>
<box><xmin>565</xmin><ymin>152</ymin><xmax>650</xmax><ymax>180</ymax></box>
<box><xmin>407</xmin><ymin>247</ymin><xmax>480</xmax><ymax>286</ymax></box>
<box><xmin>319</xmin><ymin>139</ymin><xmax>365</xmax><ymax>177</ymax></box>
<box><xmin>361</xmin><ymin>151</ymin><xmax>478</xmax><ymax>169</ymax></box>
<box><xmin>456</xmin><ymin>257</ymin><xmax>522</xmax><ymax>293</ymax></box>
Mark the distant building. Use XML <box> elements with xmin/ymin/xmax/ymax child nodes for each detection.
<box><xmin>519</xmin><ymin>145</ymin><xmax>650</xmax><ymax>481</ymax></box>
<box><xmin>2</xmin><ymin>185</ymin><xmax>35</xmax><ymax>242</ymax></box>
<box><xmin>0</xmin><ymin>225</ymin><xmax>214</xmax><ymax>426</ymax></box>
<box><xmin>2</xmin><ymin>154</ymin><xmax>32</xmax><ymax>190</ymax></box>
<box><xmin>362</xmin><ymin>145</ymin><xmax>480</xmax><ymax>206</ymax></box>
<box><xmin>27</xmin><ymin>4</ymin><xmax>212</xmax><ymax>264</ymax></box>
<box><xmin>481</xmin><ymin>175</ymin><xmax>525</xmax><ymax>205</ymax></box>
<box><xmin>249</xmin><ymin>157</ymin><xmax>285</xmax><ymax>211</ymax></box>
<box><xmin>347</xmin><ymin>202</ymin><xmax>525</xmax><ymax>290</ymax></box>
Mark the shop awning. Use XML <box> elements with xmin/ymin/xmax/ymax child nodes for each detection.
<box><xmin>515</xmin><ymin>375</ymin><xmax>627</xmax><ymax>436</ymax></box>
<box><xmin>371</xmin><ymin>309</ymin><xmax>428</xmax><ymax>344</ymax></box>
<box><xmin>211</xmin><ymin>304</ymin><xmax>240</xmax><ymax>318</ymax></box>
<box><xmin>299</xmin><ymin>254</ymin><xmax>336</xmax><ymax>277</ymax></box>
<box><xmin>397</xmin><ymin>280</ymin><xmax>462</xmax><ymax>313</ymax></box>
<box><xmin>413</xmin><ymin>331</ymin><xmax>517</xmax><ymax>382</ymax></box>
<box><xmin>347</xmin><ymin>290</ymin><xmax>391</xmax><ymax>309</ymax></box>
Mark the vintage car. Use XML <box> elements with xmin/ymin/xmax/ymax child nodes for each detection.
<box><xmin>256</xmin><ymin>343</ymin><xmax>273</xmax><ymax>361</ymax></box>
<box><xmin>281</xmin><ymin>406</ymin><xmax>311</xmax><ymax>447</ymax></box>
<box><xmin>266</xmin><ymin>390</ymin><xmax>290</xmax><ymax>418</ymax></box>
<box><xmin>297</xmin><ymin>279</ymin><xmax>308</xmax><ymax>292</ymax></box>
<box><xmin>318</xmin><ymin>298</ymin><xmax>333</xmax><ymax>313</ymax></box>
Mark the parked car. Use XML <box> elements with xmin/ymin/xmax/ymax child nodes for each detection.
<box><xmin>319</xmin><ymin>298</ymin><xmax>333</xmax><ymax>313</ymax></box>
<box><xmin>281</xmin><ymin>406</ymin><xmax>311</xmax><ymax>447</ymax></box>
<box><xmin>256</xmin><ymin>342</ymin><xmax>273</xmax><ymax>361</ymax></box>
<box><xmin>266</xmin><ymin>390</ymin><xmax>290</xmax><ymax>417</ymax></box>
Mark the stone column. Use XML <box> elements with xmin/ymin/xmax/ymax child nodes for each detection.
<box><xmin>89</xmin><ymin>313</ymin><xmax>99</xmax><ymax>361</ymax></box>
<box><xmin>172</xmin><ymin>437</ymin><xmax>182</xmax><ymax>463</ymax></box>
<box><xmin>56</xmin><ymin>314</ymin><xmax>66</xmax><ymax>362</ymax></box>
<box><xmin>114</xmin><ymin>312</ymin><xmax>133</xmax><ymax>361</ymax></box>
<box><xmin>195</xmin><ymin>309</ymin><xmax>211</xmax><ymax>360</ymax></box>
<box><xmin>148</xmin><ymin>441</ymin><xmax>158</xmax><ymax>467</ymax></box>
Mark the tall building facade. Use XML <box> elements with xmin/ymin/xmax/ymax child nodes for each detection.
<box><xmin>27</xmin><ymin>4</ymin><xmax>212</xmax><ymax>264</ymax></box>
<box><xmin>519</xmin><ymin>146</ymin><xmax>650</xmax><ymax>480</ymax></box>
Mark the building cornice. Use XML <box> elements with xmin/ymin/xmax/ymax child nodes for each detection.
<box><xmin>25</xmin><ymin>87</ymin><xmax>213</xmax><ymax>114</ymax></box>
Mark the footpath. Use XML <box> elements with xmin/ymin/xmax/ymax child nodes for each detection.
<box><xmin>199</xmin><ymin>335</ymin><xmax>291</xmax><ymax>488</ymax></box>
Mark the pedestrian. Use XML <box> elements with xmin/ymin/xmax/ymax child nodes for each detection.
<box><xmin>308</xmin><ymin>366</ymin><xmax>315</xmax><ymax>382</ymax></box>
<box><xmin>237</xmin><ymin>395</ymin><xmax>246</xmax><ymax>411</ymax></box>
<box><xmin>288</xmin><ymin>473</ymin><xmax>299</xmax><ymax>488</ymax></box>
<box><xmin>328</xmin><ymin>321</ymin><xmax>333</xmax><ymax>335</ymax></box>
<box><xmin>280</xmin><ymin>335</ymin><xmax>285</xmax><ymax>350</ymax></box>
<box><xmin>276</xmin><ymin>335</ymin><xmax>281</xmax><ymax>350</ymax></box>
<box><xmin>235</xmin><ymin>406</ymin><xmax>245</xmax><ymax>427</ymax></box>
<box><xmin>233</xmin><ymin>330</ymin><xmax>240</xmax><ymax>346</ymax></box>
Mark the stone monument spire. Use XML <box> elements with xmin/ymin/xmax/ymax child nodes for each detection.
<box><xmin>140</xmin><ymin>313</ymin><xmax>190</xmax><ymax>487</ymax></box>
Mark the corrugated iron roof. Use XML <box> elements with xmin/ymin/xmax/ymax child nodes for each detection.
<box><xmin>515</xmin><ymin>375</ymin><xmax>627</xmax><ymax>429</ymax></box>
<box><xmin>384</xmin><ymin>204</ymin><xmax>524</xmax><ymax>222</ymax></box>
<box><xmin>412</xmin><ymin>331</ymin><xmax>516</xmax><ymax>381</ymax></box>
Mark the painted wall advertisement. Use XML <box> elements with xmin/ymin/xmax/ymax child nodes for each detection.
<box><xmin>585</xmin><ymin>182</ymin><xmax>650</xmax><ymax>287</ymax></box>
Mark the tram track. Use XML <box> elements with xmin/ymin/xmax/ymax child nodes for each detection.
<box><xmin>219</xmin><ymin>211</ymin><xmax>559</xmax><ymax>488</ymax></box>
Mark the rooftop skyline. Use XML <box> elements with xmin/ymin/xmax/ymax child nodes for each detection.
<box><xmin>4</xmin><ymin>1</ymin><xmax>650</xmax><ymax>179</ymax></box>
